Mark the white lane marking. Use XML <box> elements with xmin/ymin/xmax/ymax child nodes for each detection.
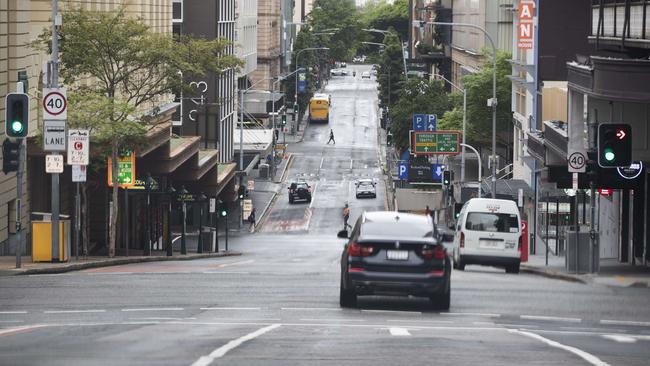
<box><xmin>190</xmin><ymin>324</ymin><xmax>281</xmax><ymax>366</ymax></box>
<box><xmin>509</xmin><ymin>329</ymin><xmax>611</xmax><ymax>366</ymax></box>
<box><xmin>215</xmin><ymin>260</ymin><xmax>254</xmax><ymax>269</ymax></box>
<box><xmin>349</xmin><ymin>159</ymin><xmax>353</xmax><ymax>170</ymax></box>
<box><xmin>602</xmin><ymin>334</ymin><xmax>637</xmax><ymax>343</ymax></box>
<box><xmin>121</xmin><ymin>308</ymin><xmax>184</xmax><ymax>312</ymax></box>
<box><xmin>439</xmin><ymin>312</ymin><xmax>500</xmax><ymax>318</ymax></box>
<box><xmin>388</xmin><ymin>319</ymin><xmax>453</xmax><ymax>324</ymax></box>
<box><xmin>309</xmin><ymin>183</ymin><xmax>318</xmax><ymax>209</ymax></box>
<box><xmin>319</xmin><ymin>157</ymin><xmax>324</xmax><ymax>170</ymax></box>
<box><xmin>300</xmin><ymin>318</ymin><xmax>366</xmax><ymax>322</ymax></box>
<box><xmin>362</xmin><ymin>310</ymin><xmax>422</xmax><ymax>315</ymax></box>
<box><xmin>44</xmin><ymin>309</ymin><xmax>106</xmax><ymax>314</ymax></box>
<box><xmin>0</xmin><ymin>311</ymin><xmax>28</xmax><ymax>314</ymax></box>
<box><xmin>0</xmin><ymin>325</ymin><xmax>48</xmax><ymax>336</ymax></box>
<box><xmin>600</xmin><ymin>319</ymin><xmax>650</xmax><ymax>327</ymax></box>
<box><xmin>207</xmin><ymin>318</ymin><xmax>281</xmax><ymax>322</ymax></box>
<box><xmin>200</xmin><ymin>307</ymin><xmax>261</xmax><ymax>311</ymax></box>
<box><xmin>87</xmin><ymin>272</ymin><xmax>134</xmax><ymax>275</ymax></box>
<box><xmin>561</xmin><ymin>326</ymin><xmax>627</xmax><ymax>333</ymax></box>
<box><xmin>281</xmin><ymin>307</ymin><xmax>341</xmax><ymax>311</ymax></box>
<box><xmin>202</xmin><ymin>271</ymin><xmax>250</xmax><ymax>274</ymax></box>
<box><xmin>131</xmin><ymin>317</ymin><xmax>194</xmax><ymax>321</ymax></box>
<box><xmin>520</xmin><ymin>315</ymin><xmax>581</xmax><ymax>323</ymax></box>
<box><xmin>0</xmin><ymin>320</ymin><xmax>24</xmax><ymax>323</ymax></box>
<box><xmin>389</xmin><ymin>327</ymin><xmax>411</xmax><ymax>336</ymax></box>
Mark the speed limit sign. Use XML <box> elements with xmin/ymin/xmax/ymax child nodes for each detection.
<box><xmin>43</xmin><ymin>88</ymin><xmax>67</xmax><ymax>120</ymax></box>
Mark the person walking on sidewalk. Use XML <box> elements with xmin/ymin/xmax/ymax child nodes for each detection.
<box><xmin>248</xmin><ymin>208</ymin><xmax>256</xmax><ymax>232</ymax></box>
<box><xmin>327</xmin><ymin>129</ymin><xmax>336</xmax><ymax>145</ymax></box>
<box><xmin>342</xmin><ymin>204</ymin><xmax>351</xmax><ymax>230</ymax></box>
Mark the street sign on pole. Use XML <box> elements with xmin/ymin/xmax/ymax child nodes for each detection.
<box><xmin>397</xmin><ymin>161</ymin><xmax>408</xmax><ymax>180</ymax></box>
<box><xmin>42</xmin><ymin>88</ymin><xmax>67</xmax><ymax>120</ymax></box>
<box><xmin>567</xmin><ymin>151</ymin><xmax>587</xmax><ymax>173</ymax></box>
<box><xmin>107</xmin><ymin>150</ymin><xmax>136</xmax><ymax>188</ymax></box>
<box><xmin>432</xmin><ymin>163</ymin><xmax>444</xmax><ymax>181</ymax></box>
<box><xmin>72</xmin><ymin>164</ymin><xmax>87</xmax><ymax>182</ymax></box>
<box><xmin>412</xmin><ymin>114</ymin><xmax>437</xmax><ymax>131</ymax></box>
<box><xmin>43</xmin><ymin>120</ymin><xmax>67</xmax><ymax>151</ymax></box>
<box><xmin>209</xmin><ymin>198</ymin><xmax>216</xmax><ymax>213</ymax></box>
<box><xmin>410</xmin><ymin>130</ymin><xmax>461</xmax><ymax>155</ymax></box>
<box><xmin>67</xmin><ymin>129</ymin><xmax>89</xmax><ymax>165</ymax></box>
<box><xmin>45</xmin><ymin>154</ymin><xmax>64</xmax><ymax>173</ymax></box>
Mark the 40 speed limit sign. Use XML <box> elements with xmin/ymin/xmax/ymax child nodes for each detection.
<box><xmin>43</xmin><ymin>88</ymin><xmax>67</xmax><ymax>120</ymax></box>
<box><xmin>568</xmin><ymin>151</ymin><xmax>587</xmax><ymax>173</ymax></box>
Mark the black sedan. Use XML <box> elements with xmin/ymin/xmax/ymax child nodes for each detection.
<box><xmin>338</xmin><ymin>211</ymin><xmax>451</xmax><ymax>310</ymax></box>
<box><xmin>288</xmin><ymin>181</ymin><xmax>312</xmax><ymax>204</ymax></box>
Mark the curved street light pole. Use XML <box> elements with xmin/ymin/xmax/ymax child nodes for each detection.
<box><xmin>363</xmin><ymin>28</ymin><xmax>408</xmax><ymax>77</ymax></box>
<box><xmin>433</xmin><ymin>74</ymin><xmax>467</xmax><ymax>183</ymax></box>
<box><xmin>427</xmin><ymin>21</ymin><xmax>498</xmax><ymax>198</ymax></box>
<box><xmin>294</xmin><ymin>47</ymin><xmax>329</xmax><ymax>125</ymax></box>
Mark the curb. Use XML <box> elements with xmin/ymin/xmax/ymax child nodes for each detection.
<box><xmin>276</xmin><ymin>153</ymin><xmax>294</xmax><ymax>184</ymax></box>
<box><xmin>5</xmin><ymin>251</ymin><xmax>242</xmax><ymax>276</ymax></box>
<box><xmin>521</xmin><ymin>265</ymin><xmax>588</xmax><ymax>284</ymax></box>
<box><xmin>253</xmin><ymin>191</ymin><xmax>278</xmax><ymax>234</ymax></box>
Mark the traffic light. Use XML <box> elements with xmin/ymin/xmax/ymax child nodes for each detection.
<box><xmin>5</xmin><ymin>93</ymin><xmax>29</xmax><ymax>138</ymax></box>
<box><xmin>238</xmin><ymin>185</ymin><xmax>246</xmax><ymax>200</ymax></box>
<box><xmin>598</xmin><ymin>123</ymin><xmax>632</xmax><ymax>168</ymax></box>
<box><xmin>453</xmin><ymin>203</ymin><xmax>463</xmax><ymax>220</ymax></box>
<box><xmin>443</xmin><ymin>171</ymin><xmax>451</xmax><ymax>186</ymax></box>
<box><xmin>219</xmin><ymin>202</ymin><xmax>228</xmax><ymax>218</ymax></box>
<box><xmin>2</xmin><ymin>139</ymin><xmax>20</xmax><ymax>173</ymax></box>
<box><xmin>281</xmin><ymin>114</ymin><xmax>287</xmax><ymax>126</ymax></box>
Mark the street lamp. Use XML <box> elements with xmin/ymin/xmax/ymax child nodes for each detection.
<box><xmin>433</xmin><ymin>74</ymin><xmax>467</xmax><ymax>183</ymax></box>
<box><xmin>363</xmin><ymin>28</ymin><xmax>408</xmax><ymax>78</ymax></box>
<box><xmin>426</xmin><ymin>21</ymin><xmax>498</xmax><ymax>198</ymax></box>
<box><xmin>294</xmin><ymin>47</ymin><xmax>330</xmax><ymax>124</ymax></box>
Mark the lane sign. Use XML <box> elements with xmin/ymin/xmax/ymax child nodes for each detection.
<box><xmin>43</xmin><ymin>120</ymin><xmax>67</xmax><ymax>151</ymax></box>
<box><xmin>67</xmin><ymin>129</ymin><xmax>89</xmax><ymax>165</ymax></box>
<box><xmin>72</xmin><ymin>164</ymin><xmax>87</xmax><ymax>182</ymax></box>
<box><xmin>46</xmin><ymin>154</ymin><xmax>64</xmax><ymax>173</ymax></box>
<box><xmin>568</xmin><ymin>151</ymin><xmax>586</xmax><ymax>173</ymax></box>
<box><xmin>43</xmin><ymin>88</ymin><xmax>67</xmax><ymax>120</ymax></box>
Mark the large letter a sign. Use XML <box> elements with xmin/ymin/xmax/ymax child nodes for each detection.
<box><xmin>518</xmin><ymin>1</ymin><xmax>534</xmax><ymax>49</ymax></box>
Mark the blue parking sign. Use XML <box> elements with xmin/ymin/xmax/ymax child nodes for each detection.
<box><xmin>398</xmin><ymin>161</ymin><xmax>408</xmax><ymax>180</ymax></box>
<box><xmin>432</xmin><ymin>163</ymin><xmax>444</xmax><ymax>181</ymax></box>
<box><xmin>412</xmin><ymin>115</ymin><xmax>426</xmax><ymax>131</ymax></box>
<box><xmin>426</xmin><ymin>114</ymin><xmax>437</xmax><ymax>131</ymax></box>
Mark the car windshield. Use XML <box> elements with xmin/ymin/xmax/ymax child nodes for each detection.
<box><xmin>361</xmin><ymin>220</ymin><xmax>434</xmax><ymax>239</ymax></box>
<box><xmin>358</xmin><ymin>181</ymin><xmax>373</xmax><ymax>187</ymax></box>
<box><xmin>465</xmin><ymin>212</ymin><xmax>519</xmax><ymax>233</ymax></box>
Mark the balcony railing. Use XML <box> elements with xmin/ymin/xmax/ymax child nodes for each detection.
<box><xmin>591</xmin><ymin>0</ymin><xmax>650</xmax><ymax>49</ymax></box>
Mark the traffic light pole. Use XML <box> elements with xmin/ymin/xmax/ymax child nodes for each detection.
<box><xmin>50</xmin><ymin>0</ymin><xmax>61</xmax><ymax>262</ymax></box>
<box><xmin>15</xmin><ymin>139</ymin><xmax>25</xmax><ymax>268</ymax></box>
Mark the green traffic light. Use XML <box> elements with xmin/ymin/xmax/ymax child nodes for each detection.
<box><xmin>11</xmin><ymin>121</ymin><xmax>24</xmax><ymax>133</ymax></box>
<box><xmin>220</xmin><ymin>210</ymin><xmax>227</xmax><ymax>217</ymax></box>
<box><xmin>604</xmin><ymin>147</ymin><xmax>615</xmax><ymax>162</ymax></box>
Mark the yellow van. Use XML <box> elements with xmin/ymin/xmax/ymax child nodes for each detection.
<box><xmin>308</xmin><ymin>93</ymin><xmax>330</xmax><ymax>123</ymax></box>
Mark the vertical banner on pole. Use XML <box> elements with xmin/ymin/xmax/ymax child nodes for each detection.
<box><xmin>297</xmin><ymin>69</ymin><xmax>307</xmax><ymax>93</ymax></box>
<box><xmin>517</xmin><ymin>1</ymin><xmax>535</xmax><ymax>49</ymax></box>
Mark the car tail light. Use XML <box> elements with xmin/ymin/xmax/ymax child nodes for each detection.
<box><xmin>460</xmin><ymin>232</ymin><xmax>465</xmax><ymax>248</ymax></box>
<box><xmin>518</xmin><ymin>235</ymin><xmax>523</xmax><ymax>257</ymax></box>
<box><xmin>348</xmin><ymin>267</ymin><xmax>365</xmax><ymax>272</ymax></box>
<box><xmin>421</xmin><ymin>245</ymin><xmax>445</xmax><ymax>260</ymax></box>
<box><xmin>348</xmin><ymin>242</ymin><xmax>374</xmax><ymax>257</ymax></box>
<box><xmin>428</xmin><ymin>270</ymin><xmax>445</xmax><ymax>277</ymax></box>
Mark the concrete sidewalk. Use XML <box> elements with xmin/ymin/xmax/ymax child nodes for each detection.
<box><xmin>522</xmin><ymin>253</ymin><xmax>650</xmax><ymax>288</ymax></box>
<box><xmin>0</xmin><ymin>250</ymin><xmax>241</xmax><ymax>276</ymax></box>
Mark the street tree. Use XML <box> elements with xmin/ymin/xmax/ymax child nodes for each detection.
<box><xmin>34</xmin><ymin>8</ymin><xmax>241</xmax><ymax>257</ymax></box>
<box><xmin>360</xmin><ymin>0</ymin><xmax>409</xmax><ymax>43</ymax></box>
<box><xmin>308</xmin><ymin>0</ymin><xmax>362</xmax><ymax>61</ymax></box>
<box><xmin>389</xmin><ymin>78</ymin><xmax>451</xmax><ymax>152</ymax></box>
<box><xmin>440</xmin><ymin>51</ymin><xmax>512</xmax><ymax>148</ymax></box>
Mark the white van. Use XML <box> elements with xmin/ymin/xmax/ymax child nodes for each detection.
<box><xmin>452</xmin><ymin>198</ymin><xmax>522</xmax><ymax>273</ymax></box>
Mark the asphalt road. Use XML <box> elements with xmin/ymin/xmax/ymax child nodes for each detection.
<box><xmin>1</xmin><ymin>66</ymin><xmax>650</xmax><ymax>366</ymax></box>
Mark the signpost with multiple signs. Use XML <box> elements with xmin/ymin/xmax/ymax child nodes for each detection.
<box><xmin>107</xmin><ymin>150</ymin><xmax>136</xmax><ymax>188</ymax></box>
<box><xmin>410</xmin><ymin>131</ymin><xmax>461</xmax><ymax>155</ymax></box>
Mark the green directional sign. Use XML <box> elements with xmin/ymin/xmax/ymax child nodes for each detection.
<box><xmin>410</xmin><ymin>130</ymin><xmax>461</xmax><ymax>155</ymax></box>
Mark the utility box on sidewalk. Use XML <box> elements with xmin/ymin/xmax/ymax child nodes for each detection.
<box><xmin>259</xmin><ymin>163</ymin><xmax>269</xmax><ymax>179</ymax></box>
<box><xmin>31</xmin><ymin>213</ymin><xmax>71</xmax><ymax>262</ymax></box>
<box><xmin>566</xmin><ymin>231</ymin><xmax>598</xmax><ymax>273</ymax></box>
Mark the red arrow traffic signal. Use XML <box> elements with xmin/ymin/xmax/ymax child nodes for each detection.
<box><xmin>616</xmin><ymin>130</ymin><xmax>626</xmax><ymax>140</ymax></box>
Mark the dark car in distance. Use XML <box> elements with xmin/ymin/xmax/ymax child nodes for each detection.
<box><xmin>338</xmin><ymin>211</ymin><xmax>451</xmax><ymax>310</ymax></box>
<box><xmin>288</xmin><ymin>181</ymin><xmax>312</xmax><ymax>204</ymax></box>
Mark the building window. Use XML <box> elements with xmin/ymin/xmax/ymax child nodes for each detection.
<box><xmin>172</xmin><ymin>0</ymin><xmax>182</xmax><ymax>23</ymax></box>
<box><xmin>515</xmin><ymin>86</ymin><xmax>526</xmax><ymax>116</ymax></box>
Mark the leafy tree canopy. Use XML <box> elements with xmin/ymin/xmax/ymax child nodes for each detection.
<box><xmin>389</xmin><ymin>78</ymin><xmax>451</xmax><ymax>151</ymax></box>
<box><xmin>308</xmin><ymin>0</ymin><xmax>362</xmax><ymax>61</ymax></box>
<box><xmin>377</xmin><ymin>30</ymin><xmax>404</xmax><ymax>110</ymax></box>
<box><xmin>360</xmin><ymin>0</ymin><xmax>409</xmax><ymax>44</ymax></box>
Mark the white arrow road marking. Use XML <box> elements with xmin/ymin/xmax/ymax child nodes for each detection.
<box><xmin>190</xmin><ymin>324</ymin><xmax>281</xmax><ymax>366</ymax></box>
<box><xmin>602</xmin><ymin>334</ymin><xmax>637</xmax><ymax>343</ymax></box>
<box><xmin>389</xmin><ymin>327</ymin><xmax>411</xmax><ymax>336</ymax></box>
<box><xmin>509</xmin><ymin>329</ymin><xmax>611</xmax><ymax>366</ymax></box>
